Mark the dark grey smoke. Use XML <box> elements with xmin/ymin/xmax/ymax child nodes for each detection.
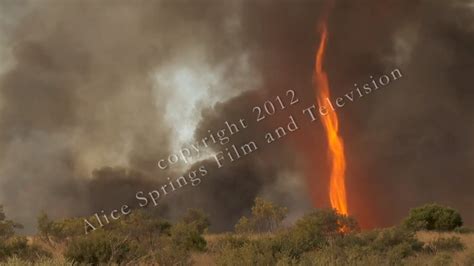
<box><xmin>193</xmin><ymin>0</ymin><xmax>474</xmax><ymax>228</ymax></box>
<box><xmin>0</xmin><ymin>0</ymin><xmax>472</xmax><ymax>232</ymax></box>
<box><xmin>0</xmin><ymin>0</ymin><xmax>244</xmax><ymax>232</ymax></box>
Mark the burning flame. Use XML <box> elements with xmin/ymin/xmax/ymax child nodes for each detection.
<box><xmin>313</xmin><ymin>22</ymin><xmax>348</xmax><ymax>215</ymax></box>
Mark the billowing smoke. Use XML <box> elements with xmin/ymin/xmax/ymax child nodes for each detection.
<box><xmin>0</xmin><ymin>0</ymin><xmax>472</xmax><ymax>232</ymax></box>
<box><xmin>0</xmin><ymin>0</ymin><xmax>255</xmax><ymax>231</ymax></box>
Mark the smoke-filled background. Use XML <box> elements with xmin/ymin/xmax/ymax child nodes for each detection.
<box><xmin>0</xmin><ymin>0</ymin><xmax>472</xmax><ymax>232</ymax></box>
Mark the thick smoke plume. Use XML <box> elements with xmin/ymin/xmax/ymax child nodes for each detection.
<box><xmin>0</xmin><ymin>0</ymin><xmax>472</xmax><ymax>232</ymax></box>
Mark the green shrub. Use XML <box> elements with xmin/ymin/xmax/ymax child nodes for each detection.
<box><xmin>357</xmin><ymin>227</ymin><xmax>423</xmax><ymax>264</ymax></box>
<box><xmin>170</xmin><ymin>222</ymin><xmax>207</xmax><ymax>252</ymax></box>
<box><xmin>369</xmin><ymin>227</ymin><xmax>423</xmax><ymax>255</ymax></box>
<box><xmin>55</xmin><ymin>210</ymin><xmax>192</xmax><ymax>265</ymax></box>
<box><xmin>181</xmin><ymin>208</ymin><xmax>210</xmax><ymax>234</ymax></box>
<box><xmin>108</xmin><ymin>210</ymin><xmax>171</xmax><ymax>246</ymax></box>
<box><xmin>234</xmin><ymin>197</ymin><xmax>288</xmax><ymax>234</ymax></box>
<box><xmin>235</xmin><ymin>216</ymin><xmax>253</xmax><ymax>234</ymax></box>
<box><xmin>0</xmin><ymin>236</ymin><xmax>51</xmax><ymax>262</ymax></box>
<box><xmin>403</xmin><ymin>204</ymin><xmax>463</xmax><ymax>231</ymax></box>
<box><xmin>454</xmin><ymin>226</ymin><xmax>473</xmax><ymax>234</ymax></box>
<box><xmin>426</xmin><ymin>236</ymin><xmax>465</xmax><ymax>253</ymax></box>
<box><xmin>0</xmin><ymin>205</ymin><xmax>23</xmax><ymax>242</ymax></box>
<box><xmin>64</xmin><ymin>231</ymin><xmax>138</xmax><ymax>264</ymax></box>
<box><xmin>0</xmin><ymin>206</ymin><xmax>50</xmax><ymax>262</ymax></box>
<box><xmin>152</xmin><ymin>222</ymin><xmax>207</xmax><ymax>265</ymax></box>
<box><xmin>278</xmin><ymin>209</ymin><xmax>358</xmax><ymax>259</ymax></box>
<box><xmin>297</xmin><ymin>226</ymin><xmax>423</xmax><ymax>265</ymax></box>
<box><xmin>37</xmin><ymin>211</ymin><xmax>55</xmax><ymax>241</ymax></box>
<box><xmin>37</xmin><ymin>212</ymin><xmax>85</xmax><ymax>243</ymax></box>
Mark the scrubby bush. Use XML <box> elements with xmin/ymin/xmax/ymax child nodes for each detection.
<box><xmin>215</xmin><ymin>237</ymin><xmax>283</xmax><ymax>266</ymax></box>
<box><xmin>108</xmin><ymin>210</ymin><xmax>171</xmax><ymax>247</ymax></box>
<box><xmin>0</xmin><ymin>205</ymin><xmax>23</xmax><ymax>241</ymax></box>
<box><xmin>55</xmin><ymin>217</ymin><xmax>83</xmax><ymax>238</ymax></box>
<box><xmin>403</xmin><ymin>204</ymin><xmax>463</xmax><ymax>231</ymax></box>
<box><xmin>59</xmin><ymin>209</ymin><xmax>207</xmax><ymax>265</ymax></box>
<box><xmin>0</xmin><ymin>237</ymin><xmax>51</xmax><ymax>262</ymax></box>
<box><xmin>37</xmin><ymin>212</ymin><xmax>85</xmax><ymax>243</ymax></box>
<box><xmin>13</xmin><ymin>200</ymin><xmax>474</xmax><ymax>265</ymax></box>
<box><xmin>426</xmin><ymin>236</ymin><xmax>465</xmax><ymax>253</ymax></box>
<box><xmin>0</xmin><ymin>205</ymin><xmax>50</xmax><ymax>262</ymax></box>
<box><xmin>297</xmin><ymin>226</ymin><xmax>423</xmax><ymax>265</ymax></box>
<box><xmin>235</xmin><ymin>197</ymin><xmax>288</xmax><ymax>234</ymax></box>
<box><xmin>235</xmin><ymin>216</ymin><xmax>252</xmax><ymax>234</ymax></box>
<box><xmin>218</xmin><ymin>209</ymin><xmax>360</xmax><ymax>264</ymax></box>
<box><xmin>215</xmin><ymin>233</ymin><xmax>306</xmax><ymax>266</ymax></box>
<box><xmin>278</xmin><ymin>209</ymin><xmax>358</xmax><ymax>259</ymax></box>
<box><xmin>153</xmin><ymin>222</ymin><xmax>207</xmax><ymax>265</ymax></box>
<box><xmin>64</xmin><ymin>231</ymin><xmax>139</xmax><ymax>264</ymax></box>
<box><xmin>454</xmin><ymin>226</ymin><xmax>473</xmax><ymax>234</ymax></box>
<box><xmin>368</xmin><ymin>227</ymin><xmax>423</xmax><ymax>256</ymax></box>
<box><xmin>170</xmin><ymin>222</ymin><xmax>207</xmax><ymax>252</ymax></box>
<box><xmin>37</xmin><ymin>211</ymin><xmax>55</xmax><ymax>241</ymax></box>
<box><xmin>37</xmin><ymin>211</ymin><xmax>66</xmax><ymax>242</ymax></box>
<box><xmin>182</xmin><ymin>208</ymin><xmax>210</xmax><ymax>234</ymax></box>
<box><xmin>210</xmin><ymin>234</ymin><xmax>250</xmax><ymax>253</ymax></box>
<box><xmin>154</xmin><ymin>237</ymin><xmax>193</xmax><ymax>266</ymax></box>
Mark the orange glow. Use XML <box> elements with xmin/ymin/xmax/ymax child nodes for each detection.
<box><xmin>313</xmin><ymin>22</ymin><xmax>348</xmax><ymax>215</ymax></box>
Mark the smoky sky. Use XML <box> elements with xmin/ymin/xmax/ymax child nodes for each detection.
<box><xmin>0</xmin><ymin>0</ymin><xmax>473</xmax><ymax>232</ymax></box>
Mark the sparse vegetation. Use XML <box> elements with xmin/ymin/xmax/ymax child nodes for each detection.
<box><xmin>0</xmin><ymin>201</ymin><xmax>473</xmax><ymax>265</ymax></box>
<box><xmin>64</xmin><ymin>231</ymin><xmax>138</xmax><ymax>264</ymax></box>
<box><xmin>0</xmin><ymin>205</ymin><xmax>23</xmax><ymax>242</ymax></box>
<box><xmin>426</xmin><ymin>236</ymin><xmax>465</xmax><ymax>252</ymax></box>
<box><xmin>0</xmin><ymin>205</ymin><xmax>51</xmax><ymax>262</ymax></box>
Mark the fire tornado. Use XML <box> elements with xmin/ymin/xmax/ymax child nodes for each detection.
<box><xmin>313</xmin><ymin>22</ymin><xmax>348</xmax><ymax>215</ymax></box>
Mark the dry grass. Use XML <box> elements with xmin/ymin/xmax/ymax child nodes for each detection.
<box><xmin>6</xmin><ymin>231</ymin><xmax>474</xmax><ymax>265</ymax></box>
<box><xmin>416</xmin><ymin>231</ymin><xmax>474</xmax><ymax>265</ymax></box>
<box><xmin>205</xmin><ymin>232</ymin><xmax>273</xmax><ymax>242</ymax></box>
<box><xmin>191</xmin><ymin>252</ymin><xmax>216</xmax><ymax>266</ymax></box>
<box><xmin>28</xmin><ymin>236</ymin><xmax>66</xmax><ymax>260</ymax></box>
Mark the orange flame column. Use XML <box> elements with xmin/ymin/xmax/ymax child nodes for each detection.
<box><xmin>313</xmin><ymin>23</ymin><xmax>348</xmax><ymax>215</ymax></box>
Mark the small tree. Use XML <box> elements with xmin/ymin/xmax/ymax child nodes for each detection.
<box><xmin>0</xmin><ymin>206</ymin><xmax>50</xmax><ymax>261</ymax></box>
<box><xmin>170</xmin><ymin>222</ymin><xmax>207</xmax><ymax>252</ymax></box>
<box><xmin>0</xmin><ymin>205</ymin><xmax>23</xmax><ymax>241</ymax></box>
<box><xmin>235</xmin><ymin>216</ymin><xmax>253</xmax><ymax>234</ymax></box>
<box><xmin>252</xmin><ymin>197</ymin><xmax>288</xmax><ymax>232</ymax></box>
<box><xmin>403</xmin><ymin>203</ymin><xmax>463</xmax><ymax>231</ymax></box>
<box><xmin>37</xmin><ymin>212</ymin><xmax>83</xmax><ymax>243</ymax></box>
<box><xmin>235</xmin><ymin>197</ymin><xmax>288</xmax><ymax>234</ymax></box>
<box><xmin>37</xmin><ymin>211</ymin><xmax>56</xmax><ymax>242</ymax></box>
<box><xmin>181</xmin><ymin>209</ymin><xmax>210</xmax><ymax>234</ymax></box>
